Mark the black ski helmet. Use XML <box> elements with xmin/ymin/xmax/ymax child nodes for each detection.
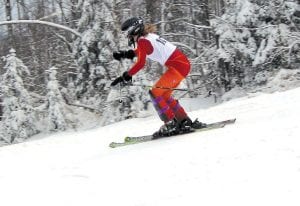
<box><xmin>121</xmin><ymin>17</ymin><xmax>144</xmax><ymax>46</ymax></box>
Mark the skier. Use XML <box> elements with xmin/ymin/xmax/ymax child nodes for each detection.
<box><xmin>111</xmin><ymin>17</ymin><xmax>205</xmax><ymax>137</ymax></box>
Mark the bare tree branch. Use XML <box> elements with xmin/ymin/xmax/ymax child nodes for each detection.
<box><xmin>0</xmin><ymin>20</ymin><xmax>82</xmax><ymax>38</ymax></box>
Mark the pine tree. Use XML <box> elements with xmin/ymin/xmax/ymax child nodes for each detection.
<box><xmin>209</xmin><ymin>0</ymin><xmax>300</xmax><ymax>91</ymax></box>
<box><xmin>253</xmin><ymin>0</ymin><xmax>300</xmax><ymax>69</ymax></box>
<box><xmin>46</xmin><ymin>66</ymin><xmax>68</xmax><ymax>131</ymax></box>
<box><xmin>0</xmin><ymin>49</ymin><xmax>38</xmax><ymax>143</ymax></box>
<box><xmin>211</xmin><ymin>0</ymin><xmax>259</xmax><ymax>91</ymax></box>
<box><xmin>73</xmin><ymin>0</ymin><xmax>150</xmax><ymax>125</ymax></box>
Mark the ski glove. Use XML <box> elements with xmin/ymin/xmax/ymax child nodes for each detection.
<box><xmin>111</xmin><ymin>71</ymin><xmax>132</xmax><ymax>87</ymax></box>
<box><xmin>113</xmin><ymin>50</ymin><xmax>136</xmax><ymax>61</ymax></box>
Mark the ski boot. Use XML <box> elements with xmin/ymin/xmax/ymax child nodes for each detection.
<box><xmin>178</xmin><ymin>117</ymin><xmax>207</xmax><ymax>130</ymax></box>
<box><xmin>178</xmin><ymin>118</ymin><xmax>193</xmax><ymax>133</ymax></box>
<box><xmin>191</xmin><ymin>118</ymin><xmax>207</xmax><ymax>129</ymax></box>
<box><xmin>153</xmin><ymin>119</ymin><xmax>180</xmax><ymax>138</ymax></box>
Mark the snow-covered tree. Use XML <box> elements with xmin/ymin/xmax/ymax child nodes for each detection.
<box><xmin>0</xmin><ymin>49</ymin><xmax>38</xmax><ymax>143</ymax></box>
<box><xmin>210</xmin><ymin>0</ymin><xmax>260</xmax><ymax>90</ymax></box>
<box><xmin>46</xmin><ymin>66</ymin><xmax>68</xmax><ymax>131</ymax></box>
<box><xmin>210</xmin><ymin>0</ymin><xmax>300</xmax><ymax>92</ymax></box>
<box><xmin>253</xmin><ymin>0</ymin><xmax>300</xmax><ymax>69</ymax></box>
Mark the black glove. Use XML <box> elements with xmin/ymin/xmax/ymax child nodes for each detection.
<box><xmin>113</xmin><ymin>50</ymin><xmax>136</xmax><ymax>61</ymax></box>
<box><xmin>111</xmin><ymin>71</ymin><xmax>132</xmax><ymax>87</ymax></box>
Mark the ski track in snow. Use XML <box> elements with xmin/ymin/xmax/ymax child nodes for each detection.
<box><xmin>1</xmin><ymin>88</ymin><xmax>300</xmax><ymax>206</ymax></box>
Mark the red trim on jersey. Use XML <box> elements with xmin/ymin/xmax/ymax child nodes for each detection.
<box><xmin>165</xmin><ymin>49</ymin><xmax>190</xmax><ymax>77</ymax></box>
<box><xmin>128</xmin><ymin>38</ymin><xmax>153</xmax><ymax>76</ymax></box>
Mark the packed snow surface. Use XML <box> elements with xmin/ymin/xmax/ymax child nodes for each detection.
<box><xmin>1</xmin><ymin>88</ymin><xmax>300</xmax><ymax>206</ymax></box>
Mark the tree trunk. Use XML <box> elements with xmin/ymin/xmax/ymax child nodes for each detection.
<box><xmin>69</xmin><ymin>0</ymin><xmax>80</xmax><ymax>28</ymax></box>
<box><xmin>215</xmin><ymin>0</ymin><xmax>225</xmax><ymax>16</ymax></box>
<box><xmin>4</xmin><ymin>0</ymin><xmax>14</xmax><ymax>46</ymax></box>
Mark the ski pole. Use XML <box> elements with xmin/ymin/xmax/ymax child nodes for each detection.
<box><xmin>118</xmin><ymin>84</ymin><xmax>123</xmax><ymax>103</ymax></box>
<box><xmin>129</xmin><ymin>83</ymin><xmax>210</xmax><ymax>100</ymax></box>
<box><xmin>118</xmin><ymin>61</ymin><xmax>124</xmax><ymax>103</ymax></box>
<box><xmin>129</xmin><ymin>83</ymin><xmax>193</xmax><ymax>92</ymax></box>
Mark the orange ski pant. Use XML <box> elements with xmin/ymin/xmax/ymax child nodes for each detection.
<box><xmin>150</xmin><ymin>50</ymin><xmax>191</xmax><ymax>123</ymax></box>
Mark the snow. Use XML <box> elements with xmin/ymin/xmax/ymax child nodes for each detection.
<box><xmin>1</xmin><ymin>87</ymin><xmax>300</xmax><ymax>206</ymax></box>
<box><xmin>267</xmin><ymin>69</ymin><xmax>300</xmax><ymax>92</ymax></box>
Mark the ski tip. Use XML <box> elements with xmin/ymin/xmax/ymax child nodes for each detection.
<box><xmin>225</xmin><ymin>118</ymin><xmax>236</xmax><ymax>125</ymax></box>
<box><xmin>226</xmin><ymin>118</ymin><xmax>236</xmax><ymax>123</ymax></box>
<box><xmin>109</xmin><ymin>142</ymin><xmax>116</xmax><ymax>148</ymax></box>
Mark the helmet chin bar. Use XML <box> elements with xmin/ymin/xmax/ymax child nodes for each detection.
<box><xmin>128</xmin><ymin>35</ymin><xmax>135</xmax><ymax>47</ymax></box>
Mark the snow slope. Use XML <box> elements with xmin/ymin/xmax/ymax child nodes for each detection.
<box><xmin>1</xmin><ymin>88</ymin><xmax>300</xmax><ymax>206</ymax></box>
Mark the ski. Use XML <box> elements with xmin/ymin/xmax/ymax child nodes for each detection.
<box><xmin>109</xmin><ymin>118</ymin><xmax>236</xmax><ymax>148</ymax></box>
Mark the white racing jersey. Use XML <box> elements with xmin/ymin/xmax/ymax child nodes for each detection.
<box><xmin>140</xmin><ymin>33</ymin><xmax>176</xmax><ymax>65</ymax></box>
